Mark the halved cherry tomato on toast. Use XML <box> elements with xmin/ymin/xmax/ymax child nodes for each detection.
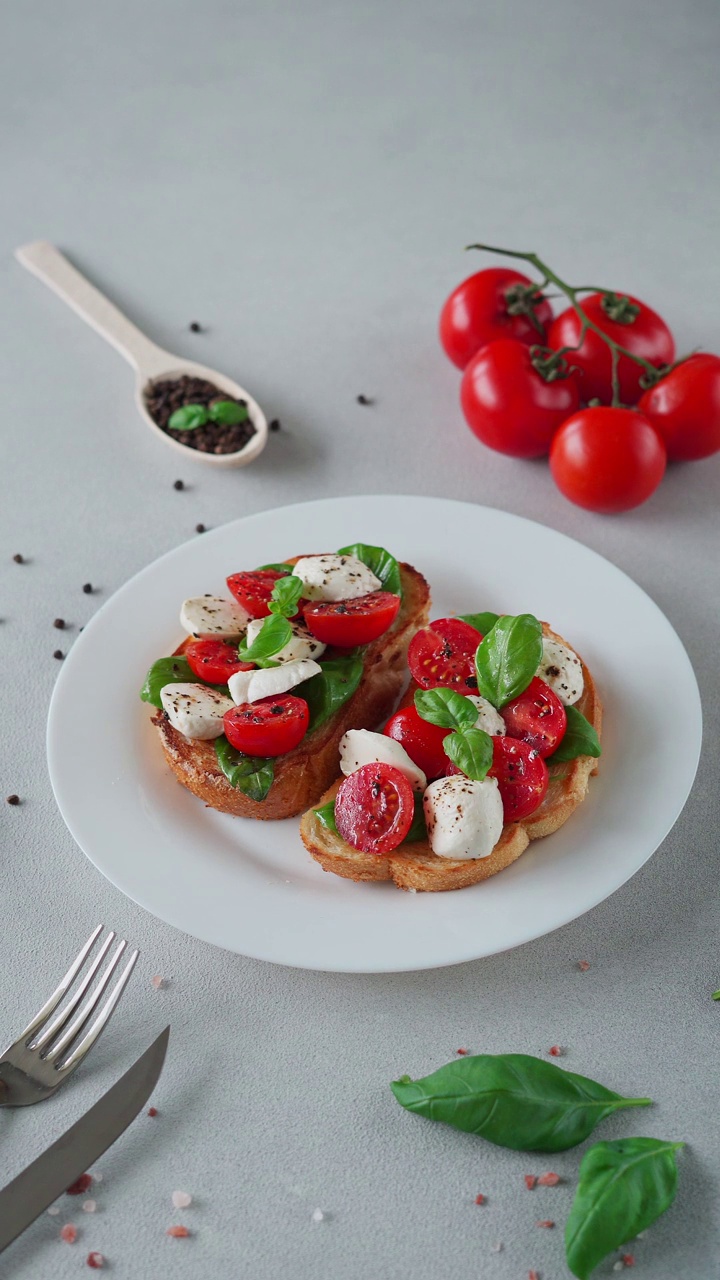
<box><xmin>223</xmin><ymin>694</ymin><xmax>309</xmax><ymax>757</ymax></box>
<box><xmin>384</xmin><ymin>706</ymin><xmax>450</xmax><ymax>781</ymax></box>
<box><xmin>501</xmin><ymin>677</ymin><xmax>567</xmax><ymax>758</ymax></box>
<box><xmin>488</xmin><ymin>736</ymin><xmax>548</xmax><ymax>822</ymax></box>
<box><xmin>185</xmin><ymin>639</ymin><xmax>253</xmax><ymax>685</ymax></box>
<box><xmin>408</xmin><ymin>618</ymin><xmax>480</xmax><ymax>694</ymax></box>
<box><xmin>303</xmin><ymin>591</ymin><xmax>400</xmax><ymax>647</ymax></box>
<box><xmin>227</xmin><ymin>569</ymin><xmax>286</xmax><ymax>619</ymax></box>
<box><xmin>334</xmin><ymin>762</ymin><xmax>415</xmax><ymax>854</ymax></box>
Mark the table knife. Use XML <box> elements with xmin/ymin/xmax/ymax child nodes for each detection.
<box><xmin>0</xmin><ymin>1025</ymin><xmax>169</xmax><ymax>1253</ymax></box>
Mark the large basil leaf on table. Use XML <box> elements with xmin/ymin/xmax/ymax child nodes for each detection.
<box><xmin>140</xmin><ymin>656</ymin><xmax>228</xmax><ymax>708</ymax></box>
<box><xmin>391</xmin><ymin>1053</ymin><xmax>651</xmax><ymax>1152</ymax></box>
<box><xmin>300</xmin><ymin>653</ymin><xmax>364</xmax><ymax>735</ymax></box>
<box><xmin>337</xmin><ymin>543</ymin><xmax>403</xmax><ymax>597</ymax></box>
<box><xmin>215</xmin><ymin>736</ymin><xmax>274</xmax><ymax>802</ymax></box>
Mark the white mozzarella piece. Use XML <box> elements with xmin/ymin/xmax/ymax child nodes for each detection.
<box><xmin>160</xmin><ymin>683</ymin><xmax>233</xmax><ymax>740</ymax></box>
<box><xmin>537</xmin><ymin>638</ymin><xmax>584</xmax><ymax>706</ymax></box>
<box><xmin>245</xmin><ymin>617</ymin><xmax>326</xmax><ymax>663</ymax></box>
<box><xmin>180</xmin><ymin>595</ymin><xmax>250</xmax><ymax>640</ymax></box>
<box><xmin>245</xmin><ymin>658</ymin><xmax>322</xmax><ymax>703</ymax></box>
<box><xmin>466</xmin><ymin>694</ymin><xmax>505</xmax><ymax>736</ymax></box>
<box><xmin>228</xmin><ymin>669</ymin><xmax>253</xmax><ymax>705</ymax></box>
<box><xmin>291</xmin><ymin>553</ymin><xmax>381</xmax><ymax>602</ymax></box>
<box><xmin>339</xmin><ymin>729</ymin><xmax>427</xmax><ymax>792</ymax></box>
<box><xmin>423</xmin><ymin>775</ymin><xmax>504</xmax><ymax>860</ymax></box>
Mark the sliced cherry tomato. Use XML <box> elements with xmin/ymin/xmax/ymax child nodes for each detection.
<box><xmin>303</xmin><ymin>591</ymin><xmax>400</xmax><ymax>647</ymax></box>
<box><xmin>384</xmin><ymin>706</ymin><xmax>450</xmax><ymax>781</ymax></box>
<box><xmin>550</xmin><ymin>407</ymin><xmax>666</xmax><ymax>513</ymax></box>
<box><xmin>334</xmin><ymin>762</ymin><xmax>414</xmax><ymax>854</ymax></box>
<box><xmin>439</xmin><ymin>268</ymin><xmax>554</xmax><ymax>370</ymax></box>
<box><xmin>638</xmin><ymin>353</ymin><xmax>720</xmax><ymax>461</ymax></box>
<box><xmin>227</xmin><ymin>569</ymin><xmax>286</xmax><ymax>619</ymax></box>
<box><xmin>489</xmin><ymin>736</ymin><xmax>549</xmax><ymax>822</ymax></box>
<box><xmin>501</xmin><ymin>677</ymin><xmax>567</xmax><ymax>758</ymax></box>
<box><xmin>460</xmin><ymin>339</ymin><xmax>580</xmax><ymax>458</ymax></box>
<box><xmin>223</xmin><ymin>694</ymin><xmax>309</xmax><ymax>757</ymax></box>
<box><xmin>185</xmin><ymin>639</ymin><xmax>253</xmax><ymax>685</ymax></box>
<box><xmin>548</xmin><ymin>293</ymin><xmax>675</xmax><ymax>405</ymax></box>
<box><xmin>408</xmin><ymin>618</ymin><xmax>480</xmax><ymax>694</ymax></box>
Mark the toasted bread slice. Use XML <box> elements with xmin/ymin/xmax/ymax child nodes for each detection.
<box><xmin>150</xmin><ymin>562</ymin><xmax>430</xmax><ymax>820</ymax></box>
<box><xmin>299</xmin><ymin>624</ymin><xmax>602</xmax><ymax>890</ymax></box>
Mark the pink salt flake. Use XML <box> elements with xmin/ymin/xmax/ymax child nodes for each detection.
<box><xmin>456</xmin><ymin>1048</ymin><xmax>468</xmax><ymax>1056</ymax></box>
<box><xmin>474</xmin><ymin>1193</ymin><xmax>485</xmax><ymax>1205</ymax></box>
<box><xmin>490</xmin><ymin>1241</ymin><xmax>503</xmax><ymax>1252</ymax></box>
<box><xmin>536</xmin><ymin>1219</ymin><xmax>555</xmax><ymax>1228</ymax></box>
<box><xmin>166</xmin><ymin>1225</ymin><xmax>190</xmax><ymax>1238</ymax></box>
<box><xmin>622</xmin><ymin>1257</ymin><xmax>635</xmax><ymax>1268</ymax></box>
<box><xmin>60</xmin><ymin>1224</ymin><xmax>77</xmax><ymax>1243</ymax></box>
<box><xmin>86</xmin><ymin>1252</ymin><xmax>104</xmax><ymax>1269</ymax></box>
<box><xmin>82</xmin><ymin>1199</ymin><xmax>96</xmax><ymax>1213</ymax></box>
<box><xmin>548</xmin><ymin>1045</ymin><xmax>564</xmax><ymax>1057</ymax></box>
<box><xmin>172</xmin><ymin>1190</ymin><xmax>192</xmax><ymax>1209</ymax></box>
<box><xmin>524</xmin><ymin>1174</ymin><xmax>538</xmax><ymax>1190</ymax></box>
<box><xmin>93</xmin><ymin>1172</ymin><xmax>104</xmax><ymax>1183</ymax></box>
<box><xmin>147</xmin><ymin>1106</ymin><xmax>159</xmax><ymax>1117</ymax></box>
<box><xmin>529</xmin><ymin>1271</ymin><xmax>540</xmax><ymax>1280</ymax></box>
<box><xmin>67</xmin><ymin>1173</ymin><xmax>92</xmax><ymax>1195</ymax></box>
<box><xmin>537</xmin><ymin>1172</ymin><xmax>561</xmax><ymax>1186</ymax></box>
<box><xmin>578</xmin><ymin>960</ymin><xmax>591</xmax><ymax>971</ymax></box>
<box><xmin>47</xmin><ymin>1206</ymin><xmax>60</xmax><ymax>1216</ymax></box>
<box><xmin>151</xmin><ymin>975</ymin><xmax>167</xmax><ymax>990</ymax></box>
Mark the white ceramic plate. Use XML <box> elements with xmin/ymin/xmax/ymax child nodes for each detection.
<box><xmin>47</xmin><ymin>496</ymin><xmax>702</xmax><ymax>973</ymax></box>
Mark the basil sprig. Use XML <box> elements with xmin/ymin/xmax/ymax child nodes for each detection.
<box><xmin>565</xmin><ymin>1138</ymin><xmax>683</xmax><ymax>1279</ymax></box>
<box><xmin>316</xmin><ymin>793</ymin><xmax>426</xmax><ymax>843</ymax></box>
<box><xmin>443</xmin><ymin>728</ymin><xmax>493</xmax><ymax>781</ymax></box>
<box><xmin>215</xmin><ymin>736</ymin><xmax>274</xmax><ymax>801</ymax></box>
<box><xmin>414</xmin><ymin>687</ymin><xmax>477</xmax><ymax>731</ymax></box>
<box><xmin>140</xmin><ymin>655</ymin><xmax>227</xmax><ymax>707</ymax></box>
<box><xmin>256</xmin><ymin>562</ymin><xmax>293</xmax><ymax>574</ymax></box>
<box><xmin>391</xmin><ymin>1054</ymin><xmax>651</xmax><ymax>1153</ymax></box>
<box><xmin>314</xmin><ymin>799</ymin><xmax>338</xmax><ymax>834</ymax></box>
<box><xmin>458</xmin><ymin>611</ymin><xmax>500</xmax><ymax>636</ymax></box>
<box><xmin>301</xmin><ymin>653</ymin><xmax>364</xmax><ymax>735</ymax></box>
<box><xmin>238</xmin><ymin>614</ymin><xmax>292</xmax><ymax>664</ymax></box>
<box><xmin>475</xmin><ymin>613</ymin><xmax>543</xmax><ymax>708</ymax></box>
<box><xmin>337</xmin><ymin>542</ymin><xmax>402</xmax><ymax>597</ymax></box>
<box><xmin>168</xmin><ymin>400</ymin><xmax>249</xmax><ymax>431</ymax></box>
<box><xmin>548</xmin><ymin>704</ymin><xmax>602</xmax><ymax>762</ymax></box>
<box><xmin>268</xmin><ymin>574</ymin><xmax>304</xmax><ymax>617</ymax></box>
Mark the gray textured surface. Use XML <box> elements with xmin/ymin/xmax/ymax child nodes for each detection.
<box><xmin>2</xmin><ymin>0</ymin><xmax>719</xmax><ymax>1275</ymax></box>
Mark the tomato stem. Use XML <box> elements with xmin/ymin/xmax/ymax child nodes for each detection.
<box><xmin>466</xmin><ymin>243</ymin><xmax>685</xmax><ymax>405</ymax></box>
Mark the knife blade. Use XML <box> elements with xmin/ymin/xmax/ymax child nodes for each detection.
<box><xmin>0</xmin><ymin>1025</ymin><xmax>169</xmax><ymax>1253</ymax></box>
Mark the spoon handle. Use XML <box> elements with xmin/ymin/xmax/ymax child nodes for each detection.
<box><xmin>15</xmin><ymin>241</ymin><xmax>170</xmax><ymax>378</ymax></box>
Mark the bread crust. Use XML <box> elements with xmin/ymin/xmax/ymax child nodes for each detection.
<box><xmin>299</xmin><ymin>623</ymin><xmax>602</xmax><ymax>890</ymax></box>
<box><xmin>150</xmin><ymin>562</ymin><xmax>430</xmax><ymax>820</ymax></box>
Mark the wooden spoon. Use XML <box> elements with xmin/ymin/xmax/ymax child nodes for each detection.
<box><xmin>15</xmin><ymin>241</ymin><xmax>268</xmax><ymax>468</ymax></box>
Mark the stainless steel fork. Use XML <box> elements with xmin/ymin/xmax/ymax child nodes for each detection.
<box><xmin>0</xmin><ymin>926</ymin><xmax>139</xmax><ymax>1107</ymax></box>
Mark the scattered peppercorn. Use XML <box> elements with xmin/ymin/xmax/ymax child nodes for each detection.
<box><xmin>189</xmin><ymin>322</ymin><xmax>202</xmax><ymax>333</ymax></box>
<box><xmin>173</xmin><ymin>479</ymin><xmax>185</xmax><ymax>491</ymax></box>
<box><xmin>6</xmin><ymin>795</ymin><xmax>20</xmax><ymax>806</ymax></box>
<box><xmin>356</xmin><ymin>394</ymin><xmax>374</xmax><ymax>405</ymax></box>
<box><xmin>269</xmin><ymin>418</ymin><xmax>281</xmax><ymax>432</ymax></box>
<box><xmin>54</xmin><ymin>618</ymin><xmax>66</xmax><ymax>630</ymax></box>
<box><xmin>53</xmin><ymin>649</ymin><xmax>64</xmax><ymax>660</ymax></box>
<box><xmin>12</xmin><ymin>553</ymin><xmax>24</xmax><ymax>564</ymax></box>
<box><xmin>195</xmin><ymin>523</ymin><xmax>206</xmax><ymax>534</ymax></box>
<box><xmin>82</xmin><ymin>583</ymin><xmax>93</xmax><ymax>594</ymax></box>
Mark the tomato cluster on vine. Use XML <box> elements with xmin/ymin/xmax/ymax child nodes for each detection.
<box><xmin>440</xmin><ymin>249</ymin><xmax>720</xmax><ymax>513</ymax></box>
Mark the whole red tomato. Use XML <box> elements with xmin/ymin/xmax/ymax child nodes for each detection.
<box><xmin>550</xmin><ymin>407</ymin><xmax>666</xmax><ymax>513</ymax></box>
<box><xmin>548</xmin><ymin>293</ymin><xmax>675</xmax><ymax>405</ymax></box>
<box><xmin>638</xmin><ymin>353</ymin><xmax>720</xmax><ymax>461</ymax></box>
<box><xmin>460</xmin><ymin>339</ymin><xmax>580</xmax><ymax>458</ymax></box>
<box><xmin>440</xmin><ymin>268</ymin><xmax>553</xmax><ymax>370</ymax></box>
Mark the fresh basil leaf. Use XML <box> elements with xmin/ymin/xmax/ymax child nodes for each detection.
<box><xmin>337</xmin><ymin>543</ymin><xmax>402</xmax><ymax>597</ymax></box>
<box><xmin>168</xmin><ymin>404</ymin><xmax>209</xmax><ymax>431</ymax></box>
<box><xmin>443</xmin><ymin>728</ymin><xmax>493</xmax><ymax>781</ymax></box>
<box><xmin>414</xmin><ymin>687</ymin><xmax>478</xmax><ymax>731</ymax></box>
<box><xmin>475</xmin><ymin>613</ymin><xmax>543</xmax><ymax>708</ymax></box>
<box><xmin>214</xmin><ymin>736</ymin><xmax>274</xmax><ymax>801</ymax></box>
<box><xmin>208</xmin><ymin>399</ymin><xmax>249</xmax><ymax>425</ymax></box>
<box><xmin>458</xmin><ymin>611</ymin><xmax>500</xmax><ymax>636</ymax></box>
<box><xmin>268</xmin><ymin>574</ymin><xmax>304</xmax><ymax>618</ymax></box>
<box><xmin>565</xmin><ymin>1138</ymin><xmax>683</xmax><ymax>1279</ymax></box>
<box><xmin>139</xmin><ymin>656</ymin><xmax>228</xmax><ymax>707</ymax></box>
<box><xmin>313</xmin><ymin>799</ymin><xmax>339</xmax><ymax>834</ymax></box>
<box><xmin>391</xmin><ymin>1054</ymin><xmax>652</xmax><ymax>1153</ymax></box>
<box><xmin>238</xmin><ymin>614</ymin><xmax>292</xmax><ymax>663</ymax></box>
<box><xmin>256</xmin><ymin>562</ymin><xmax>293</xmax><ymax>574</ymax></box>
<box><xmin>548</xmin><ymin>704</ymin><xmax>602</xmax><ymax>763</ymax></box>
<box><xmin>300</xmin><ymin>653</ymin><xmax>364</xmax><ymax>735</ymax></box>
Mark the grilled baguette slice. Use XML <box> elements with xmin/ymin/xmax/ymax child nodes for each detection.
<box><xmin>299</xmin><ymin>624</ymin><xmax>602</xmax><ymax>890</ymax></box>
<box><xmin>150</xmin><ymin>561</ymin><xmax>430</xmax><ymax>820</ymax></box>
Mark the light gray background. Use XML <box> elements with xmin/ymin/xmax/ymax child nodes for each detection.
<box><xmin>2</xmin><ymin>1</ymin><xmax>719</xmax><ymax>1276</ymax></box>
